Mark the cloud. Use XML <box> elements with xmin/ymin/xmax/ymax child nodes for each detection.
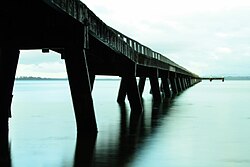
<box><xmin>16</xmin><ymin>62</ymin><xmax>67</xmax><ymax>78</ymax></box>
<box><xmin>15</xmin><ymin>0</ymin><xmax>250</xmax><ymax>77</ymax></box>
<box><xmin>16</xmin><ymin>50</ymin><xmax>67</xmax><ymax>78</ymax></box>
<box><xmin>19</xmin><ymin>50</ymin><xmax>61</xmax><ymax>64</ymax></box>
<box><xmin>215</xmin><ymin>32</ymin><xmax>234</xmax><ymax>38</ymax></box>
<box><xmin>186</xmin><ymin>61</ymin><xmax>210</xmax><ymax>75</ymax></box>
<box><xmin>215</xmin><ymin>47</ymin><xmax>233</xmax><ymax>54</ymax></box>
<box><xmin>92</xmin><ymin>1</ymin><xmax>250</xmax><ymax>76</ymax></box>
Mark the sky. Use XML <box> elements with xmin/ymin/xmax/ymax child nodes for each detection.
<box><xmin>17</xmin><ymin>0</ymin><xmax>250</xmax><ymax>77</ymax></box>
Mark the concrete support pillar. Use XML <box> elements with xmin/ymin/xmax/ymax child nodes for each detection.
<box><xmin>181</xmin><ymin>78</ymin><xmax>185</xmax><ymax>90</ymax></box>
<box><xmin>117</xmin><ymin>76</ymin><xmax>143</xmax><ymax>114</ymax></box>
<box><xmin>74</xmin><ymin>135</ymin><xmax>97</xmax><ymax>166</ymax></box>
<box><xmin>185</xmin><ymin>78</ymin><xmax>188</xmax><ymax>87</ymax></box>
<box><xmin>89</xmin><ymin>73</ymin><xmax>95</xmax><ymax>91</ymax></box>
<box><xmin>189</xmin><ymin>78</ymin><xmax>192</xmax><ymax>87</ymax></box>
<box><xmin>180</xmin><ymin>78</ymin><xmax>184</xmax><ymax>90</ymax></box>
<box><xmin>187</xmin><ymin>78</ymin><xmax>191</xmax><ymax>87</ymax></box>
<box><xmin>161</xmin><ymin>76</ymin><xmax>172</xmax><ymax>98</ymax></box>
<box><xmin>176</xmin><ymin>77</ymin><xmax>183</xmax><ymax>92</ymax></box>
<box><xmin>169</xmin><ymin>76</ymin><xmax>178</xmax><ymax>95</ymax></box>
<box><xmin>125</xmin><ymin>76</ymin><xmax>143</xmax><ymax>114</ymax></box>
<box><xmin>180</xmin><ymin>78</ymin><xmax>184</xmax><ymax>91</ymax></box>
<box><xmin>149</xmin><ymin>76</ymin><xmax>161</xmax><ymax>102</ymax></box>
<box><xmin>184</xmin><ymin>78</ymin><xmax>188</xmax><ymax>88</ymax></box>
<box><xmin>64</xmin><ymin>47</ymin><xmax>97</xmax><ymax>134</ymax></box>
<box><xmin>186</xmin><ymin>78</ymin><xmax>189</xmax><ymax>87</ymax></box>
<box><xmin>117</xmin><ymin>77</ymin><xmax>127</xmax><ymax>103</ymax></box>
<box><xmin>185</xmin><ymin>78</ymin><xmax>188</xmax><ymax>89</ymax></box>
<box><xmin>0</xmin><ymin>134</ymin><xmax>11</xmax><ymax>166</ymax></box>
<box><xmin>181</xmin><ymin>78</ymin><xmax>186</xmax><ymax>90</ymax></box>
<box><xmin>190</xmin><ymin>78</ymin><xmax>194</xmax><ymax>86</ymax></box>
<box><xmin>0</xmin><ymin>47</ymin><xmax>19</xmax><ymax>160</ymax></box>
<box><xmin>167</xmin><ymin>78</ymin><xmax>173</xmax><ymax>95</ymax></box>
<box><xmin>138</xmin><ymin>77</ymin><xmax>146</xmax><ymax>96</ymax></box>
<box><xmin>193</xmin><ymin>78</ymin><xmax>196</xmax><ymax>85</ymax></box>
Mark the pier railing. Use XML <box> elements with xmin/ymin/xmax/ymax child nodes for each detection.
<box><xmin>45</xmin><ymin>0</ymin><xmax>198</xmax><ymax>77</ymax></box>
<box><xmin>87</xmin><ymin>9</ymin><xmax>191</xmax><ymax>74</ymax></box>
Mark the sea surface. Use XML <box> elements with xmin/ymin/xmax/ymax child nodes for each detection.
<box><xmin>8</xmin><ymin>79</ymin><xmax>250</xmax><ymax>167</ymax></box>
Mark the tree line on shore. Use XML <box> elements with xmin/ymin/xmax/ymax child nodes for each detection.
<box><xmin>15</xmin><ymin>76</ymin><xmax>67</xmax><ymax>80</ymax></box>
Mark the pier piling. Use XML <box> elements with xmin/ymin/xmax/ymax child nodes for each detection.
<box><xmin>169</xmin><ymin>73</ymin><xmax>178</xmax><ymax>95</ymax></box>
<box><xmin>177</xmin><ymin>77</ymin><xmax>183</xmax><ymax>92</ymax></box>
<box><xmin>117</xmin><ymin>76</ymin><xmax>143</xmax><ymax>114</ymax></box>
<box><xmin>117</xmin><ymin>77</ymin><xmax>127</xmax><ymax>103</ymax></box>
<box><xmin>64</xmin><ymin>47</ymin><xmax>98</xmax><ymax>134</ymax></box>
<box><xmin>0</xmin><ymin>48</ymin><xmax>19</xmax><ymax>157</ymax></box>
<box><xmin>138</xmin><ymin>77</ymin><xmax>146</xmax><ymax>96</ymax></box>
<box><xmin>161</xmin><ymin>76</ymin><xmax>172</xmax><ymax>98</ymax></box>
<box><xmin>149</xmin><ymin>76</ymin><xmax>162</xmax><ymax>102</ymax></box>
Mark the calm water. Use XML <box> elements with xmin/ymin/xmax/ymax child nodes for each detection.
<box><xmin>7</xmin><ymin>79</ymin><xmax>250</xmax><ymax>167</ymax></box>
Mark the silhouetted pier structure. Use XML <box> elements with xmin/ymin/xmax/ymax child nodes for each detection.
<box><xmin>0</xmin><ymin>0</ymin><xmax>200</xmax><ymax>141</ymax></box>
<box><xmin>201</xmin><ymin>77</ymin><xmax>225</xmax><ymax>82</ymax></box>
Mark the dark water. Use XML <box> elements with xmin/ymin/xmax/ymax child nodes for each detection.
<box><xmin>7</xmin><ymin>79</ymin><xmax>250</xmax><ymax>167</ymax></box>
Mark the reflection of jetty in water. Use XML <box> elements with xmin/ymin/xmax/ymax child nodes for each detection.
<box><xmin>72</xmin><ymin>97</ymin><xmax>173</xmax><ymax>166</ymax></box>
<box><xmin>1</xmin><ymin>1</ymin><xmax>199</xmax><ymax>165</ymax></box>
<box><xmin>2</xmin><ymin>88</ymin><xmax>181</xmax><ymax>166</ymax></box>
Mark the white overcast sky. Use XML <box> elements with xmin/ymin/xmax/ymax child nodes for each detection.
<box><xmin>17</xmin><ymin>0</ymin><xmax>250</xmax><ymax>77</ymax></box>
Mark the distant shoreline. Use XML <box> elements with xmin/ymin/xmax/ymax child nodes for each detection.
<box><xmin>15</xmin><ymin>77</ymin><xmax>67</xmax><ymax>80</ymax></box>
<box><xmin>15</xmin><ymin>76</ymin><xmax>250</xmax><ymax>81</ymax></box>
<box><xmin>206</xmin><ymin>76</ymin><xmax>250</xmax><ymax>80</ymax></box>
<box><xmin>224</xmin><ymin>76</ymin><xmax>250</xmax><ymax>80</ymax></box>
<box><xmin>15</xmin><ymin>76</ymin><xmax>120</xmax><ymax>81</ymax></box>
